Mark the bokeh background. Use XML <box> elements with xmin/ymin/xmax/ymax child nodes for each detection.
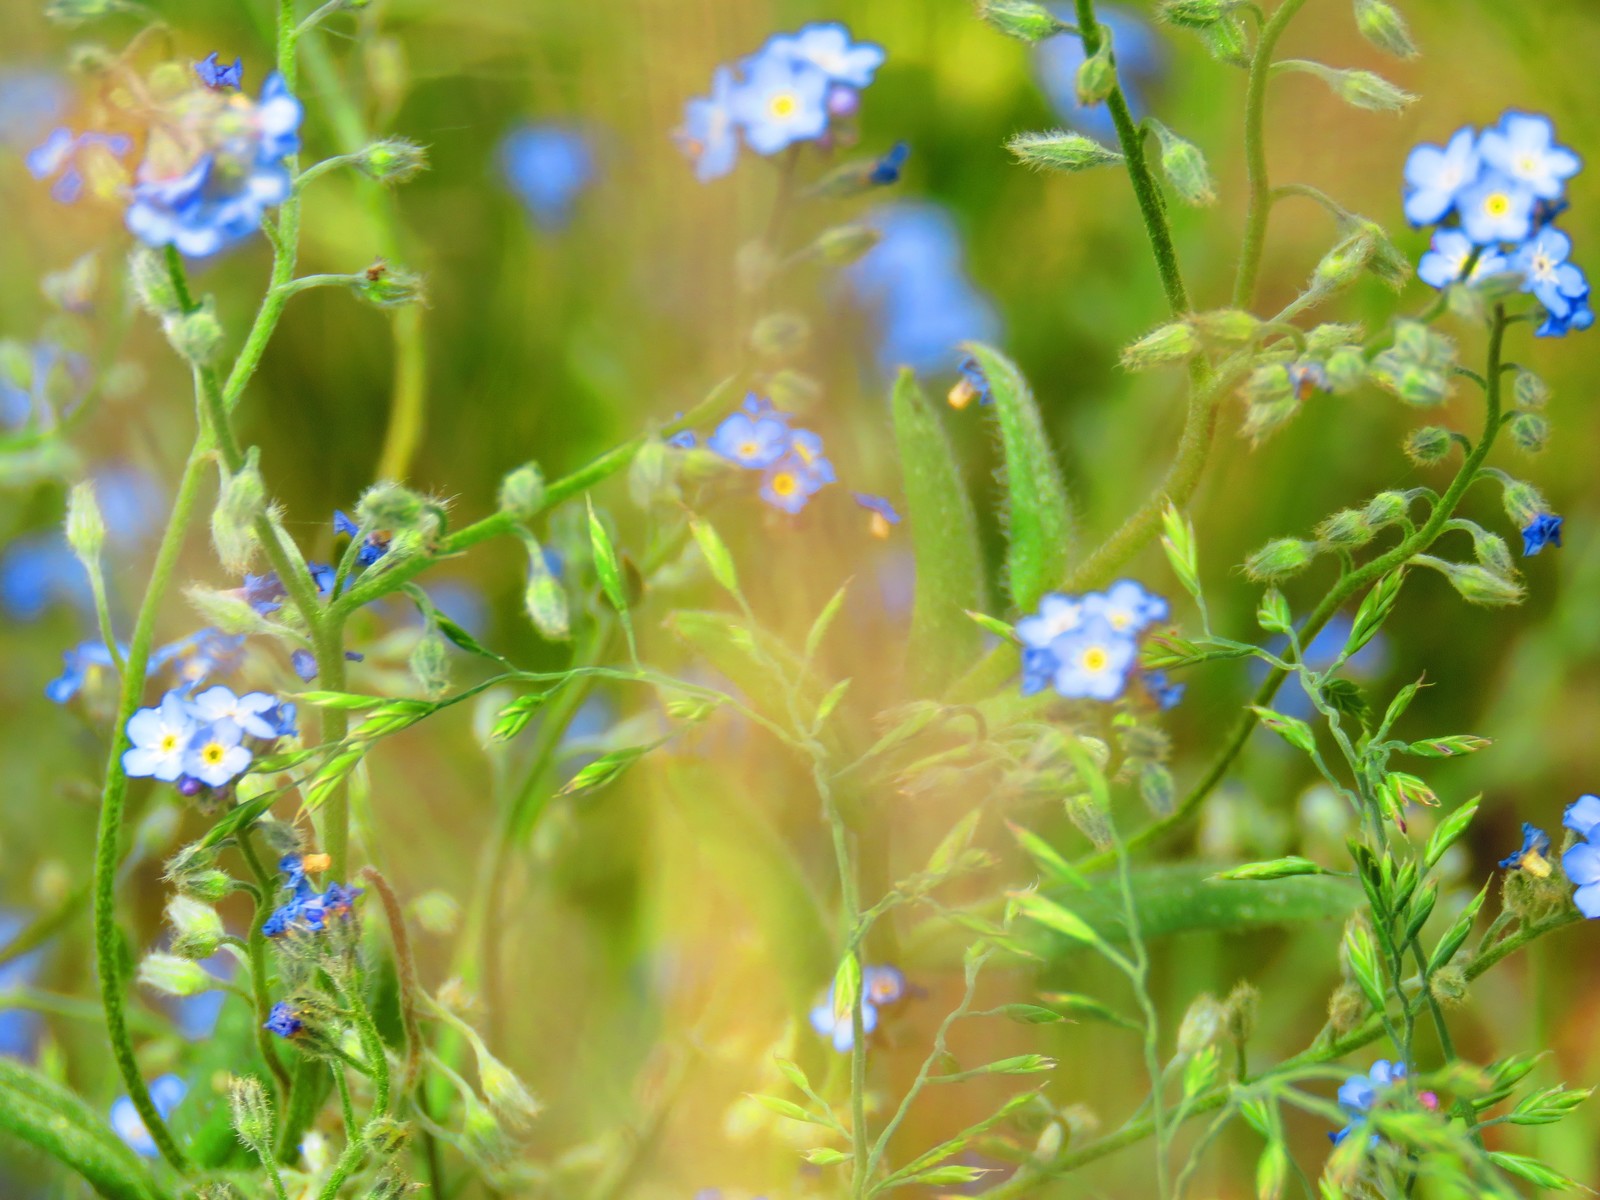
<box><xmin>1</xmin><ymin>0</ymin><xmax>1598</xmax><ymax>1195</ymax></box>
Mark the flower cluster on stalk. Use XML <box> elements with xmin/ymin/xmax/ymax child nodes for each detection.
<box><xmin>702</xmin><ymin>394</ymin><xmax>838</xmax><ymax>515</ymax></box>
<box><xmin>1498</xmin><ymin>795</ymin><xmax>1600</xmax><ymax>919</ymax></box>
<box><xmin>675</xmin><ymin>23</ymin><xmax>885</xmax><ymax>181</ymax></box>
<box><xmin>261</xmin><ymin>852</ymin><xmax>363</xmax><ymax>941</ymax></box>
<box><xmin>121</xmin><ymin>681</ymin><xmax>295</xmax><ymax>799</ymax></box>
<box><xmin>1015</xmin><ymin>581</ymin><xmax>1176</xmax><ymax>705</ymax></box>
<box><xmin>1405</xmin><ymin>112</ymin><xmax>1589</xmax><ymax>336</ymax></box>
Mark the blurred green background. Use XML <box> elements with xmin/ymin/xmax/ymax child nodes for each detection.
<box><xmin>1</xmin><ymin>0</ymin><xmax>1599</xmax><ymax>1195</ymax></box>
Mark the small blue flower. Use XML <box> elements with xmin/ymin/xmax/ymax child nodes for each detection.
<box><xmin>707</xmin><ymin>410</ymin><xmax>793</xmax><ymax>469</ymax></box>
<box><xmin>291</xmin><ymin>649</ymin><xmax>317</xmax><ymax>681</ymax></box>
<box><xmin>1330</xmin><ymin>1060</ymin><xmax>1406</xmax><ymax>1145</ymax></box>
<box><xmin>852</xmin><ymin>492</ymin><xmax>901</xmax><ymax>537</ymax></box>
<box><xmin>808</xmin><ymin>984</ymin><xmax>880</xmax><ymax>1053</ymax></box>
<box><xmin>667</xmin><ymin>430</ymin><xmax>698</xmax><ymax>449</ymax></box>
<box><xmin>334</xmin><ymin>510</ymin><xmax>389</xmax><ymax>567</ymax></box>
<box><xmin>27</xmin><ymin>127</ymin><xmax>132</xmax><ymax>204</ymax></box>
<box><xmin>1049</xmin><ymin>617</ymin><xmax>1138</xmax><ymax>702</ymax></box>
<box><xmin>1564</xmin><ymin>840</ymin><xmax>1600</xmax><ymax>920</ymax></box>
<box><xmin>0</xmin><ymin>534</ymin><xmax>91</xmax><ymax>620</ymax></box>
<box><xmin>264</xmin><ymin>1001</ymin><xmax>302</xmax><ymax>1038</ymax></box>
<box><xmin>1402</xmin><ymin>127</ymin><xmax>1480</xmax><ymax>227</ymax></box>
<box><xmin>194</xmin><ymin>53</ymin><xmax>243</xmax><ymax>91</ymax></box>
<box><xmin>192</xmin><ymin>685</ymin><xmax>281</xmax><ymax>740</ymax></box>
<box><xmin>1564</xmin><ymin>794</ymin><xmax>1600</xmax><ymax>841</ymax></box>
<box><xmin>46</xmin><ymin>639</ymin><xmax>120</xmax><ymax>703</ymax></box>
<box><xmin>1016</xmin><ymin>593</ymin><xmax>1084</xmax><ymax>649</ymax></box>
<box><xmin>675</xmin><ymin>67</ymin><xmax>741</xmax><ymax>182</ymax></box>
<box><xmin>1511</xmin><ymin>227</ymin><xmax>1589</xmax><ymax>324</ymax></box>
<box><xmin>308</xmin><ymin>562</ymin><xmax>336</xmax><ymax>594</ymax></box>
<box><xmin>1455</xmin><ymin>172</ymin><xmax>1536</xmax><ymax>246</ymax></box>
<box><xmin>1479</xmin><ymin>112</ymin><xmax>1581</xmax><ymax>202</ymax></box>
<box><xmin>1020</xmin><ymin>645</ymin><xmax>1058</xmax><ymax>697</ymax></box>
<box><xmin>759</xmin><ymin>459</ymin><xmax>825</xmax><ymax>514</ymax></box>
<box><xmin>123</xmin><ymin>692</ymin><xmax>199</xmax><ymax>782</ymax></box>
<box><xmin>110</xmin><ymin>1075</ymin><xmax>186</xmax><ymax>1159</ymax></box>
<box><xmin>766</xmin><ymin>23</ymin><xmax>886</xmax><ymax>90</ymax></box>
<box><xmin>864</xmin><ymin>964</ymin><xmax>908</xmax><ymax>1005</ymax></box>
<box><xmin>869</xmin><ymin>141</ymin><xmax>911</xmax><ymax>186</ymax></box>
<box><xmin>1417</xmin><ymin>229</ymin><xmax>1509</xmax><ymax>290</ymax></box>
<box><xmin>731</xmin><ymin>46</ymin><xmax>830</xmax><ymax>157</ymax></box>
<box><xmin>1521</xmin><ymin>513</ymin><xmax>1563</xmax><ymax>556</ymax></box>
<box><xmin>499</xmin><ymin>122</ymin><xmax>595</xmax><ymax>230</ymax></box>
<box><xmin>1142</xmin><ymin>670</ymin><xmax>1185</xmax><ymax>711</ymax></box>
<box><xmin>1083</xmin><ymin>580</ymin><xmax>1169</xmax><ymax>635</ymax></box>
<box><xmin>1537</xmin><ymin>294</ymin><xmax>1594</xmax><ymax>339</ymax></box>
<box><xmin>239</xmin><ymin>572</ymin><xmax>287</xmax><ymax>614</ymax></box>
<box><xmin>1498</xmin><ymin>823</ymin><xmax>1552</xmax><ymax>877</ymax></box>
<box><xmin>948</xmin><ymin>355</ymin><xmax>993</xmax><ymax>409</ymax></box>
<box><xmin>152</xmin><ymin>628</ymin><xmax>246</xmax><ymax>688</ymax></box>
<box><xmin>184</xmin><ymin>720</ymin><xmax>251</xmax><ymax>788</ymax></box>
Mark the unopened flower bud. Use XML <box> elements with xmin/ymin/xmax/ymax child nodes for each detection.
<box><xmin>1007</xmin><ymin>131</ymin><xmax>1123</xmax><ymax>173</ymax></box>
<box><xmin>227</xmin><ymin>1074</ymin><xmax>274</xmax><ymax>1155</ymax></box>
<box><xmin>1224</xmin><ymin>980</ymin><xmax>1258</xmax><ymax>1044</ymax></box>
<box><xmin>479</xmin><ymin>1053</ymin><xmax>541</xmax><ymax>1129</ymax></box>
<box><xmin>65</xmin><ymin>480</ymin><xmax>106</xmax><ymax>566</ymax></box>
<box><xmin>1328</xmin><ymin>981</ymin><xmax>1367</xmax><ymax>1034</ymax></box>
<box><xmin>1513</xmin><ymin>370</ymin><xmax>1550</xmax><ymax>410</ymax></box>
<box><xmin>363</xmin><ymin>1116</ymin><xmax>412</xmax><ymax>1158</ymax></box>
<box><xmin>44</xmin><ymin>0</ymin><xmax>130</xmax><ymax>27</ymax></box>
<box><xmin>1315</xmin><ymin>508</ymin><xmax>1374</xmax><ymax>547</ymax></box>
<box><xmin>1323</xmin><ymin>346</ymin><xmax>1367</xmax><ymax>393</ymax></box>
<box><xmin>811</xmin><ymin>224</ymin><xmax>880</xmax><ymax>266</ymax></box>
<box><xmin>1122</xmin><ymin>322</ymin><xmax>1199</xmax><ymax>370</ymax></box>
<box><xmin>497</xmin><ymin>463</ymin><xmax>545</xmax><ymax>520</ymax></box>
<box><xmin>1392</xmin><ymin>365</ymin><xmax>1450</xmax><ymax>407</ymax></box>
<box><xmin>1404</xmin><ymin>425</ymin><xmax>1452</xmax><ymax>466</ymax></box>
<box><xmin>1500</xmin><ymin>480</ymin><xmax>1549</xmax><ymax>530</ymax></box>
<box><xmin>1301</xmin><ymin>63</ymin><xmax>1416</xmax><ymax>112</ymax></box>
<box><xmin>353</xmin><ymin>262</ymin><xmax>426</xmax><ymax>307</ymax></box>
<box><xmin>167</xmin><ymin>894</ymin><xmax>224</xmax><ymax>959</ymax></box>
<box><xmin>1313</xmin><ymin>229</ymin><xmax>1376</xmax><ymax>291</ymax></box>
<box><xmin>1075</xmin><ymin>42</ymin><xmax>1115</xmax><ymax>106</ymax></box>
<box><xmin>1429</xmin><ymin>965</ymin><xmax>1468</xmax><ymax>1005</ymax></box>
<box><xmin>162</xmin><ymin>302</ymin><xmax>224</xmax><ymax>364</ymax></box>
<box><xmin>764</xmin><ymin>368</ymin><xmax>821</xmax><ymax>414</ymax></box>
<box><xmin>1509</xmin><ymin>411</ymin><xmax>1548</xmax><ymax>455</ymax></box>
<box><xmin>138</xmin><ymin>952</ymin><xmax>216</xmax><ymax>997</ymax></box>
<box><xmin>409</xmin><ymin>630</ymin><xmax>451</xmax><ymax>698</ymax></box>
<box><xmin>1191</xmin><ymin>308</ymin><xmax>1259</xmax><ymax>346</ymax></box>
<box><xmin>1243</xmin><ymin>538</ymin><xmax>1314</xmax><ymax>583</ymax></box>
<box><xmin>461</xmin><ymin>1093</ymin><xmax>512</xmax><ymax>1165</ymax></box>
<box><xmin>1175</xmin><ymin>993</ymin><xmax>1223</xmax><ymax>1057</ymax></box>
<box><xmin>1363</xmin><ymin>490</ymin><xmax>1410</xmax><ymax>528</ymax></box>
<box><xmin>1158</xmin><ymin>0</ymin><xmax>1229</xmax><ymax>25</ymax></box>
<box><xmin>1149</xmin><ymin>120</ymin><xmax>1215</xmax><ymax>206</ymax></box>
<box><xmin>521</xmin><ymin>534</ymin><xmax>569</xmax><ymax>641</ymax></box>
<box><xmin>1470</xmin><ymin>529</ymin><xmax>1513</xmax><ymax>577</ymax></box>
<box><xmin>356</xmin><ymin>481</ymin><xmax>426</xmax><ymax>532</ymax></box>
<box><xmin>979</xmin><ymin>0</ymin><xmax>1071</xmax><ymax>41</ymax></box>
<box><xmin>1354</xmin><ymin>0</ymin><xmax>1418</xmax><ymax>59</ymax></box>
<box><xmin>411</xmin><ymin>889</ymin><xmax>460</xmax><ymax>936</ymax></box>
<box><xmin>354</xmin><ymin>138</ymin><xmax>429</xmax><ymax>184</ymax></box>
<box><xmin>1416</xmin><ymin>557</ymin><xmax>1524</xmax><ymax>607</ymax></box>
<box><xmin>212</xmin><ymin>448</ymin><xmax>267</xmax><ymax>575</ymax></box>
<box><xmin>749</xmin><ymin>311</ymin><xmax>811</xmax><ymax>358</ymax></box>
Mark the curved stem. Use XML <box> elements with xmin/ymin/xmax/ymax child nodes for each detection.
<box><xmin>91</xmin><ymin>441</ymin><xmax>210</xmax><ymax>1173</ymax></box>
<box><xmin>1233</xmin><ymin>0</ymin><xmax>1313</xmax><ymax>308</ymax></box>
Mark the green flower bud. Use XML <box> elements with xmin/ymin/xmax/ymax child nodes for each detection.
<box><xmin>354</xmin><ymin>262</ymin><xmax>426</xmax><ymax>307</ymax></box>
<box><xmin>137</xmin><ymin>952</ymin><xmax>216</xmax><ymax>997</ymax></box>
<box><xmin>1224</xmin><ymin>979</ymin><xmax>1259</xmax><ymax>1044</ymax></box>
<box><xmin>1158</xmin><ymin>0</ymin><xmax>1232</xmax><ymax>25</ymax></box>
<box><xmin>1327</xmin><ymin>981</ymin><xmax>1368</xmax><ymax>1033</ymax></box>
<box><xmin>227</xmin><ymin>1074</ymin><xmax>275</xmax><ymax>1157</ymax></box>
<box><xmin>1304</xmin><ymin>322</ymin><xmax>1363</xmax><ymax>355</ymax></box>
<box><xmin>357</xmin><ymin>481</ymin><xmax>427</xmax><ymax>532</ymax></box>
<box><xmin>764</xmin><ymin>368</ymin><xmax>821</xmax><ymax>414</ymax></box>
<box><xmin>1075</xmin><ymin>42</ymin><xmax>1116</xmax><ymax>106</ymax></box>
<box><xmin>162</xmin><ymin>301</ymin><xmax>224</xmax><ymax>364</ymax></box>
<box><xmin>1354</xmin><ymin>0</ymin><xmax>1418</xmax><ymax>59</ymax></box>
<box><xmin>1324</xmin><ymin>346</ymin><xmax>1367</xmax><ymax>393</ymax></box>
<box><xmin>1470</xmin><ymin>529</ymin><xmax>1514</xmax><ymax>577</ymax></box>
<box><xmin>1241</xmin><ymin>361</ymin><xmax>1293</xmax><ymax>403</ymax></box>
<box><xmin>167</xmin><ymin>894</ymin><xmax>224</xmax><ymax>959</ymax></box>
<box><xmin>979</xmin><ymin>0</ymin><xmax>1071</xmax><ymax>40</ymax></box>
<box><xmin>1315</xmin><ymin>508</ymin><xmax>1374</xmax><ymax>547</ymax></box>
<box><xmin>479</xmin><ymin>1052</ymin><xmax>541</xmax><ymax>1129</ymax></box>
<box><xmin>749</xmin><ymin>311</ymin><xmax>810</xmax><ymax>358</ymax></box>
<box><xmin>1513</xmin><ymin>369</ymin><xmax>1550</xmax><ymax>409</ymax></box>
<box><xmin>1293</xmin><ymin>62</ymin><xmax>1416</xmax><ymax>112</ymax></box>
<box><xmin>1414</xmin><ymin>556</ymin><xmax>1524</xmax><ymax>607</ymax></box>
<box><xmin>1364</xmin><ymin>224</ymin><xmax>1413</xmax><ymax>291</ymax></box>
<box><xmin>521</xmin><ymin>534</ymin><xmax>569</xmax><ymax>642</ymax></box>
<box><xmin>1403</xmin><ymin>425</ymin><xmax>1452</xmax><ymax>466</ymax></box>
<box><xmin>1500</xmin><ymin>480</ymin><xmax>1549</xmax><ymax>530</ymax></box>
<box><xmin>65</xmin><ymin>480</ymin><xmax>106</xmax><ymax>566</ymax></box>
<box><xmin>353</xmin><ymin>138</ymin><xmax>429</xmax><ymax>184</ymax></box>
<box><xmin>363</xmin><ymin>1116</ymin><xmax>413</xmax><ymax>1158</ymax></box>
<box><xmin>1312</xmin><ymin>228</ymin><xmax>1377</xmax><ymax>291</ymax></box>
<box><xmin>497</xmin><ymin>463</ymin><xmax>546</xmax><ymax>520</ymax></box>
<box><xmin>811</xmin><ymin>224</ymin><xmax>880</xmax><ymax>266</ymax></box>
<box><xmin>1190</xmin><ymin>308</ymin><xmax>1260</xmax><ymax>346</ymax></box>
<box><xmin>627</xmin><ymin>440</ymin><xmax>681</xmax><ymax>511</ymax></box>
<box><xmin>1241</xmin><ymin>397</ymin><xmax>1299</xmax><ymax>444</ymax></box>
<box><xmin>1196</xmin><ymin>14</ymin><xmax>1251</xmax><ymax>67</ymax></box>
<box><xmin>1243</xmin><ymin>538</ymin><xmax>1315</xmax><ymax>583</ymax></box>
<box><xmin>1063</xmin><ymin>790</ymin><xmax>1112</xmax><ymax>851</ymax></box>
<box><xmin>460</xmin><ymin>1092</ymin><xmax>513</xmax><ymax>1166</ymax></box>
<box><xmin>1362</xmin><ymin>490</ymin><xmax>1410</xmax><ymax>528</ymax></box>
<box><xmin>1509</xmin><ymin>411</ymin><xmax>1549</xmax><ymax>454</ymax></box>
<box><xmin>1429</xmin><ymin>965</ymin><xmax>1468</xmax><ymax>1005</ymax></box>
<box><xmin>1149</xmin><ymin>120</ymin><xmax>1215</xmax><ymax>206</ymax></box>
<box><xmin>1007</xmin><ymin>130</ymin><xmax>1124</xmax><ymax>173</ymax></box>
<box><xmin>212</xmin><ymin>448</ymin><xmax>268</xmax><ymax>575</ymax></box>
<box><xmin>177</xmin><ymin>867</ymin><xmax>234</xmax><ymax>902</ymax></box>
<box><xmin>411</xmin><ymin>889</ymin><xmax>460</xmax><ymax>936</ymax></box>
<box><xmin>1121</xmin><ymin>322</ymin><xmax>1199</xmax><ymax>370</ymax></box>
<box><xmin>1175</xmin><ymin>993</ymin><xmax>1223</xmax><ymax>1057</ymax></box>
<box><xmin>409</xmin><ymin>629</ymin><xmax>451</xmax><ymax>698</ymax></box>
<box><xmin>183</xmin><ymin>585</ymin><xmax>273</xmax><ymax>637</ymax></box>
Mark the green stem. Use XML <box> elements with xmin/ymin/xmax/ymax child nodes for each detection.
<box><xmin>1233</xmin><ymin>0</ymin><xmax>1313</xmax><ymax>308</ymax></box>
<box><xmin>1082</xmin><ymin>307</ymin><xmax>1510</xmax><ymax>871</ymax></box>
<box><xmin>240</xmin><ymin>832</ymin><xmax>290</xmax><ymax>1096</ymax></box>
<box><xmin>91</xmin><ymin>442</ymin><xmax>210</xmax><ymax>1173</ymax></box>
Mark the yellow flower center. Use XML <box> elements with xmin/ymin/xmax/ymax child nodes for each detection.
<box><xmin>160</xmin><ymin>734</ymin><xmax>179</xmax><ymax>753</ymax></box>
<box><xmin>1081</xmin><ymin>646</ymin><xmax>1109</xmax><ymax>672</ymax></box>
<box><xmin>202</xmin><ymin>744</ymin><xmax>225</xmax><ymax>766</ymax></box>
<box><xmin>869</xmin><ymin>512</ymin><xmax>892</xmax><ymax>539</ymax></box>
<box><xmin>1518</xmin><ymin>154</ymin><xmax>1537</xmax><ymax>175</ymax></box>
<box><xmin>1109</xmin><ymin>612</ymin><xmax>1131</xmax><ymax>630</ymax></box>
<box><xmin>771</xmin><ymin>472</ymin><xmax>797</xmax><ymax>496</ymax></box>
<box><xmin>1484</xmin><ymin>193</ymin><xmax>1511</xmax><ymax>217</ymax></box>
<box><xmin>769</xmin><ymin>92</ymin><xmax>798</xmax><ymax>119</ymax></box>
<box><xmin>738</xmin><ymin>441</ymin><xmax>761</xmax><ymax>459</ymax></box>
<box><xmin>947</xmin><ymin>379</ymin><xmax>977</xmax><ymax>410</ymax></box>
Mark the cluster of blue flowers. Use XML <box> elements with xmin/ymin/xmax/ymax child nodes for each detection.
<box><xmin>30</xmin><ymin>54</ymin><xmax>303</xmax><ymax>258</ymax></box>
<box><xmin>47</xmin><ymin>625</ymin><xmax>246</xmax><ymax>704</ymax></box>
<box><xmin>675</xmin><ymin>23</ymin><xmax>885</xmax><ymax>182</ymax></box>
<box><xmin>1016</xmin><ymin>580</ymin><xmax>1178</xmax><ymax>706</ymax></box>
<box><xmin>261</xmin><ymin>852</ymin><xmax>362</xmax><ymax>940</ymax></box>
<box><xmin>121</xmin><ymin>682</ymin><xmax>295</xmax><ymax>796</ymax></box>
<box><xmin>842</xmin><ymin>203</ymin><xmax>1000</xmax><ymax>378</ymax></box>
<box><xmin>808</xmin><ymin>963</ymin><xmax>907</xmax><ymax>1053</ymax></box>
<box><xmin>700</xmin><ymin>394</ymin><xmax>837</xmax><ymax>515</ymax></box>
<box><xmin>1503</xmin><ymin>795</ymin><xmax>1600</xmax><ymax>919</ymax></box>
<box><xmin>1405</xmin><ymin>112</ymin><xmax>1589</xmax><ymax>336</ymax></box>
<box><xmin>1329</xmin><ymin>1059</ymin><xmax>1437</xmax><ymax>1146</ymax></box>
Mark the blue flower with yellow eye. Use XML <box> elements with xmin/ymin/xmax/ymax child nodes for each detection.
<box><xmin>1521</xmin><ymin>512</ymin><xmax>1563</xmax><ymax>556</ymax></box>
<box><xmin>808</xmin><ymin>964</ymin><xmax>907</xmax><ymax>1053</ymax></box>
<box><xmin>1403</xmin><ymin>127</ymin><xmax>1479</xmax><ymax>227</ymax></box>
<box><xmin>1480</xmin><ymin>112</ymin><xmax>1581</xmax><ymax>201</ymax></box>
<box><xmin>947</xmin><ymin>355</ymin><xmax>993</xmax><ymax>409</ymax></box>
<box><xmin>1049</xmin><ymin>616</ymin><xmax>1138</xmax><ymax>702</ymax></box>
<box><xmin>192</xmin><ymin>685</ymin><xmax>279</xmax><ymax>740</ymax></box>
<box><xmin>731</xmin><ymin>45</ymin><xmax>829</xmax><ymax>157</ymax></box>
<box><xmin>151</xmin><ymin>628</ymin><xmax>246</xmax><ymax>688</ymax></box>
<box><xmin>184</xmin><ymin>720</ymin><xmax>251</xmax><ymax>788</ymax></box>
<box><xmin>852</xmin><ymin>492</ymin><xmax>901</xmax><ymax>537</ymax></box>
<box><xmin>1084</xmin><ymin>580</ymin><xmax>1168</xmax><ymax>635</ymax></box>
<box><xmin>707</xmin><ymin>409</ymin><xmax>793</xmax><ymax>469</ymax></box>
<box><xmin>27</xmin><ymin>127</ymin><xmax>132</xmax><ymax>204</ymax></box>
<box><xmin>1498</xmin><ymin>823</ymin><xmax>1552</xmax><ymax>877</ymax></box>
<box><xmin>123</xmin><ymin>692</ymin><xmax>199</xmax><ymax>783</ymax></box>
<box><xmin>264</xmin><ymin>1001</ymin><xmax>302</xmax><ymax>1038</ymax></box>
<box><xmin>46</xmin><ymin>639</ymin><xmax>122</xmax><ymax>703</ymax></box>
<box><xmin>675</xmin><ymin>67</ymin><xmax>741</xmax><ymax>182</ymax></box>
<box><xmin>1417</xmin><ymin>229</ymin><xmax>1508</xmax><ymax>290</ymax></box>
<box><xmin>766</xmin><ymin>23</ymin><xmax>885</xmax><ymax>90</ymax></box>
<box><xmin>1456</xmin><ymin>172</ymin><xmax>1535</xmax><ymax>246</ymax></box>
<box><xmin>759</xmin><ymin>459</ymin><xmax>824</xmax><ymax>514</ymax></box>
<box><xmin>1017</xmin><ymin>593</ymin><xmax>1084</xmax><ymax>649</ymax></box>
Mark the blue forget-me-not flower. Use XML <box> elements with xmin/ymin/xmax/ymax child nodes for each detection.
<box><xmin>1498</xmin><ymin>823</ymin><xmax>1552</xmax><ymax>877</ymax></box>
<box><xmin>1562</xmin><ymin>794</ymin><xmax>1600</xmax><ymax>919</ymax></box>
<box><xmin>499</xmin><ymin>122</ymin><xmax>595</xmax><ymax>230</ymax></box>
<box><xmin>1016</xmin><ymin>582</ymin><xmax>1172</xmax><ymax>704</ymax></box>
<box><xmin>110</xmin><ymin>1074</ymin><xmax>186</xmax><ymax>1159</ymax></box>
<box><xmin>1330</xmin><ymin>1059</ymin><xmax>1406</xmax><ymax>1145</ymax></box>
